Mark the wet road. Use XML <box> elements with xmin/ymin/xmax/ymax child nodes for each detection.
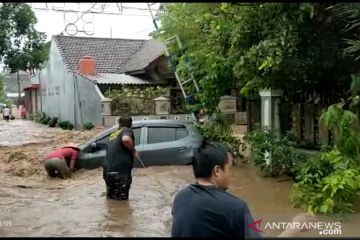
<box><xmin>1</xmin><ymin>120</ymin><xmax>360</xmax><ymax>237</ymax></box>
<box><xmin>0</xmin><ymin>120</ymin><xmax>65</xmax><ymax>147</ymax></box>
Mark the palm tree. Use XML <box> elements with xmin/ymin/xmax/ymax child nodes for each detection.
<box><xmin>329</xmin><ymin>3</ymin><xmax>360</xmax><ymax>59</ymax></box>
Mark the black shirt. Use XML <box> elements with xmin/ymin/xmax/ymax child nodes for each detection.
<box><xmin>171</xmin><ymin>184</ymin><xmax>262</xmax><ymax>238</ymax></box>
<box><xmin>104</xmin><ymin>127</ymin><xmax>135</xmax><ymax>174</ymax></box>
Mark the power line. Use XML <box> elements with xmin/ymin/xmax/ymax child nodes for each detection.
<box><xmin>32</xmin><ymin>3</ymin><xmax>159</xmax><ymax>16</ymax></box>
<box><xmin>128</xmin><ymin>27</ymin><xmax>155</xmax><ymax>36</ymax></box>
<box><xmin>31</xmin><ymin>3</ymin><xmax>162</xmax><ymax>37</ymax></box>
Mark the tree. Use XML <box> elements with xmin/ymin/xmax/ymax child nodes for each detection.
<box><xmin>0</xmin><ymin>3</ymin><xmax>49</xmax><ymax>105</ymax></box>
<box><xmin>329</xmin><ymin>3</ymin><xmax>360</xmax><ymax>59</ymax></box>
<box><xmin>154</xmin><ymin>3</ymin><xmax>360</xmax><ymax>113</ymax></box>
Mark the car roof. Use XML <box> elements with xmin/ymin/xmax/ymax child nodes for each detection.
<box><xmin>132</xmin><ymin>119</ymin><xmax>190</xmax><ymax>126</ymax></box>
<box><xmin>82</xmin><ymin>119</ymin><xmax>192</xmax><ymax>147</ymax></box>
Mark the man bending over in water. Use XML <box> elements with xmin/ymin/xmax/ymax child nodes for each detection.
<box><xmin>43</xmin><ymin>143</ymin><xmax>80</xmax><ymax>179</ymax></box>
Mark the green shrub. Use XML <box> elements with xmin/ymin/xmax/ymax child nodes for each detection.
<box><xmin>48</xmin><ymin>117</ymin><xmax>58</xmax><ymax>127</ymax></box>
<box><xmin>58</xmin><ymin>121</ymin><xmax>68</xmax><ymax>129</ymax></box>
<box><xmin>195</xmin><ymin>113</ymin><xmax>246</xmax><ymax>160</ymax></box>
<box><xmin>244</xmin><ymin>129</ymin><xmax>309</xmax><ymax>177</ymax></box>
<box><xmin>38</xmin><ymin>112</ymin><xmax>47</xmax><ymax>123</ymax></box>
<box><xmin>83</xmin><ymin>122</ymin><xmax>94</xmax><ymax>130</ymax></box>
<box><xmin>291</xmin><ymin>149</ymin><xmax>360</xmax><ymax>214</ymax></box>
<box><xmin>68</xmin><ymin>123</ymin><xmax>74</xmax><ymax>130</ymax></box>
<box><xmin>59</xmin><ymin>121</ymin><xmax>74</xmax><ymax>130</ymax></box>
<box><xmin>291</xmin><ymin>99</ymin><xmax>360</xmax><ymax>214</ymax></box>
<box><xmin>41</xmin><ymin>116</ymin><xmax>51</xmax><ymax>125</ymax></box>
<box><xmin>33</xmin><ymin>113</ymin><xmax>43</xmax><ymax>123</ymax></box>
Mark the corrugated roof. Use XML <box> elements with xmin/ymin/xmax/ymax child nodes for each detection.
<box><xmin>54</xmin><ymin>35</ymin><xmax>166</xmax><ymax>74</ymax></box>
<box><xmin>80</xmin><ymin>73</ymin><xmax>151</xmax><ymax>85</ymax></box>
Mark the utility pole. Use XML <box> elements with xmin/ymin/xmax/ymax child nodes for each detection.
<box><xmin>17</xmin><ymin>70</ymin><xmax>21</xmax><ymax>107</ymax></box>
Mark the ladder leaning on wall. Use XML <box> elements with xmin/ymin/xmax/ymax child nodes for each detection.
<box><xmin>146</xmin><ymin>3</ymin><xmax>207</xmax><ymax>122</ymax></box>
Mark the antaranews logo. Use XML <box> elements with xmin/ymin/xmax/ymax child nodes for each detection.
<box><xmin>247</xmin><ymin>219</ymin><xmax>262</xmax><ymax>233</ymax></box>
<box><xmin>247</xmin><ymin>219</ymin><xmax>342</xmax><ymax>236</ymax></box>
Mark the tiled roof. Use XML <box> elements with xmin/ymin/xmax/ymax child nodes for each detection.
<box><xmin>80</xmin><ymin>73</ymin><xmax>151</xmax><ymax>85</ymax></box>
<box><xmin>117</xmin><ymin>39</ymin><xmax>166</xmax><ymax>73</ymax></box>
<box><xmin>53</xmin><ymin>35</ymin><xmax>166</xmax><ymax>74</ymax></box>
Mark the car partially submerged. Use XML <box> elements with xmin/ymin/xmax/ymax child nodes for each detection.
<box><xmin>75</xmin><ymin>119</ymin><xmax>203</xmax><ymax>169</ymax></box>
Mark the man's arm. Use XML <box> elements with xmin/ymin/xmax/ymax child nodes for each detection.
<box><xmin>122</xmin><ymin>135</ymin><xmax>139</xmax><ymax>159</ymax></box>
<box><xmin>68</xmin><ymin>149</ymin><xmax>79</xmax><ymax>171</ymax></box>
<box><xmin>121</xmin><ymin>129</ymin><xmax>139</xmax><ymax>159</ymax></box>
<box><xmin>122</xmin><ymin>135</ymin><xmax>135</xmax><ymax>151</ymax></box>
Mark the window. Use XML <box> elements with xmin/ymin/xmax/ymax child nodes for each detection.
<box><xmin>91</xmin><ymin>127</ymin><xmax>141</xmax><ymax>152</ymax></box>
<box><xmin>176</xmin><ymin>127</ymin><xmax>189</xmax><ymax>140</ymax></box>
<box><xmin>96</xmin><ymin>135</ymin><xmax>109</xmax><ymax>150</ymax></box>
<box><xmin>148</xmin><ymin>126</ymin><xmax>189</xmax><ymax>144</ymax></box>
<box><xmin>133</xmin><ymin>127</ymin><xmax>141</xmax><ymax>146</ymax></box>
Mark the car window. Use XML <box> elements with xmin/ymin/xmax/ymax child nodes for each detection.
<box><xmin>96</xmin><ymin>135</ymin><xmax>109</xmax><ymax>150</ymax></box>
<box><xmin>84</xmin><ymin>127</ymin><xmax>141</xmax><ymax>153</ymax></box>
<box><xmin>176</xmin><ymin>127</ymin><xmax>189</xmax><ymax>140</ymax></box>
<box><xmin>133</xmin><ymin>127</ymin><xmax>141</xmax><ymax>146</ymax></box>
<box><xmin>148</xmin><ymin>126</ymin><xmax>189</xmax><ymax>144</ymax></box>
<box><xmin>101</xmin><ymin>127</ymin><xmax>141</xmax><ymax>147</ymax></box>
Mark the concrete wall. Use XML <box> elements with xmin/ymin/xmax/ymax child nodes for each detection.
<box><xmin>37</xmin><ymin>87</ymin><xmax>41</xmax><ymax>113</ymax></box>
<box><xmin>103</xmin><ymin>114</ymin><xmax>193</xmax><ymax>127</ymax></box>
<box><xmin>39</xmin><ymin>39</ymin><xmax>76</xmax><ymax>126</ymax></box>
<box><xmin>38</xmin><ymin>39</ymin><xmax>103</xmax><ymax>128</ymax></box>
<box><xmin>73</xmin><ymin>75</ymin><xmax>103</xmax><ymax>127</ymax></box>
<box><xmin>31</xmin><ymin>90</ymin><xmax>37</xmax><ymax>114</ymax></box>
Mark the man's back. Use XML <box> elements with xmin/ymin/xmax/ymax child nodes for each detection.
<box><xmin>44</xmin><ymin>147</ymin><xmax>78</xmax><ymax>161</ymax></box>
<box><xmin>104</xmin><ymin>127</ymin><xmax>134</xmax><ymax>174</ymax></box>
<box><xmin>171</xmin><ymin>184</ymin><xmax>260</xmax><ymax>238</ymax></box>
<box><xmin>3</xmin><ymin>107</ymin><xmax>10</xmax><ymax>116</ymax></box>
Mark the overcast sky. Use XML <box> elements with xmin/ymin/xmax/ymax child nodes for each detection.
<box><xmin>32</xmin><ymin>2</ymin><xmax>160</xmax><ymax>40</ymax></box>
<box><xmin>1</xmin><ymin>3</ymin><xmax>161</xmax><ymax>71</ymax></box>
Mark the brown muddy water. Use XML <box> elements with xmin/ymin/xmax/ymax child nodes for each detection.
<box><xmin>0</xmin><ymin>120</ymin><xmax>360</xmax><ymax>237</ymax></box>
<box><xmin>0</xmin><ymin>165</ymin><xmax>360</xmax><ymax>237</ymax></box>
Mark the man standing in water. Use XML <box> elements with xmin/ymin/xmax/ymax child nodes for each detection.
<box><xmin>171</xmin><ymin>140</ymin><xmax>314</xmax><ymax>238</ymax></box>
<box><xmin>103</xmin><ymin>115</ymin><xmax>139</xmax><ymax>201</ymax></box>
<box><xmin>3</xmin><ymin>105</ymin><xmax>11</xmax><ymax>121</ymax></box>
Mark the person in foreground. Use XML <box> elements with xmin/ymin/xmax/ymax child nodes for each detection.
<box><xmin>43</xmin><ymin>143</ymin><xmax>80</xmax><ymax>179</ymax></box>
<box><xmin>171</xmin><ymin>140</ymin><xmax>314</xmax><ymax>238</ymax></box>
<box><xmin>103</xmin><ymin>115</ymin><xmax>139</xmax><ymax>201</ymax></box>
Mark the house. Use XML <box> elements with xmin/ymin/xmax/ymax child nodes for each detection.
<box><xmin>24</xmin><ymin>35</ymin><xmax>182</xmax><ymax>128</ymax></box>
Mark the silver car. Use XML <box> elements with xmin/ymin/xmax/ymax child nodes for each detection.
<box><xmin>76</xmin><ymin>119</ymin><xmax>203</xmax><ymax>169</ymax></box>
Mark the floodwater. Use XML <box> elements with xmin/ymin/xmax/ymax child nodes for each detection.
<box><xmin>0</xmin><ymin>120</ymin><xmax>65</xmax><ymax>147</ymax></box>
<box><xmin>1</xmin><ymin>165</ymin><xmax>360</xmax><ymax>237</ymax></box>
<box><xmin>0</xmin><ymin>120</ymin><xmax>360</xmax><ymax>237</ymax></box>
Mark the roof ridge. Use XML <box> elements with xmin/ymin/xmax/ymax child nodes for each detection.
<box><xmin>53</xmin><ymin>36</ymin><xmax>72</xmax><ymax>71</ymax></box>
<box><xmin>52</xmin><ymin>35</ymin><xmax>159</xmax><ymax>73</ymax></box>
<box><xmin>117</xmin><ymin>40</ymin><xmax>150</xmax><ymax>73</ymax></box>
<box><xmin>53</xmin><ymin>35</ymin><xmax>148</xmax><ymax>42</ymax></box>
<box><xmin>117</xmin><ymin>39</ymin><xmax>166</xmax><ymax>73</ymax></box>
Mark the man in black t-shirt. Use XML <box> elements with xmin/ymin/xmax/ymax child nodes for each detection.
<box><xmin>171</xmin><ymin>140</ymin><xmax>314</xmax><ymax>238</ymax></box>
<box><xmin>103</xmin><ymin>115</ymin><xmax>139</xmax><ymax>201</ymax></box>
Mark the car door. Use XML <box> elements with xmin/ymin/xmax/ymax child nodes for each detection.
<box><xmin>77</xmin><ymin>126</ymin><xmax>144</xmax><ymax>169</ymax></box>
<box><xmin>139</xmin><ymin>124</ymin><xmax>194</xmax><ymax>166</ymax></box>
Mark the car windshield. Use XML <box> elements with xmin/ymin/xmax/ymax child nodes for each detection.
<box><xmin>78</xmin><ymin>125</ymin><xmax>117</xmax><ymax>150</ymax></box>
